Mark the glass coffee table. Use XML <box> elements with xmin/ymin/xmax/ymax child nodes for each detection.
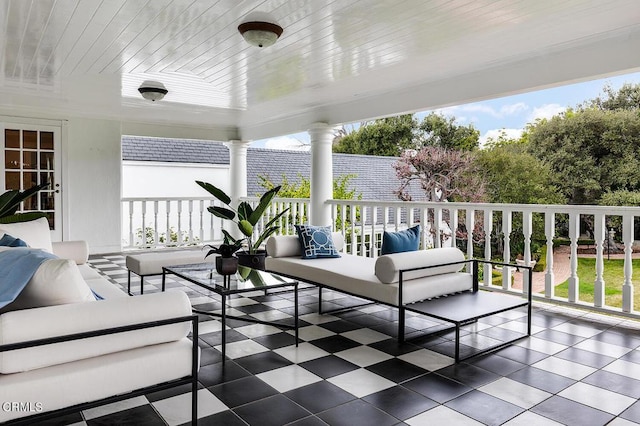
<box><xmin>162</xmin><ymin>263</ymin><xmax>299</xmax><ymax>361</ymax></box>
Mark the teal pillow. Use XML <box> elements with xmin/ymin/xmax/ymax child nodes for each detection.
<box><xmin>0</xmin><ymin>233</ymin><xmax>28</xmax><ymax>248</ymax></box>
<box><xmin>295</xmin><ymin>225</ymin><xmax>341</xmax><ymax>259</ymax></box>
<box><xmin>381</xmin><ymin>225</ymin><xmax>420</xmax><ymax>255</ymax></box>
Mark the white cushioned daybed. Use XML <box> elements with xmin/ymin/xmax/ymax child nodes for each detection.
<box><xmin>266</xmin><ymin>232</ymin><xmax>532</xmax><ymax>361</ymax></box>
<box><xmin>0</xmin><ymin>218</ymin><xmax>199</xmax><ymax>424</ymax></box>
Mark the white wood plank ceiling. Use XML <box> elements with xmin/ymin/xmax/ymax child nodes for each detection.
<box><xmin>1</xmin><ymin>0</ymin><xmax>639</xmax><ymax>139</ymax></box>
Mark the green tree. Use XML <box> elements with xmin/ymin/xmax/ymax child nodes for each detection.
<box><xmin>333</xmin><ymin>115</ymin><xmax>417</xmax><ymax>156</ymax></box>
<box><xmin>417</xmin><ymin>112</ymin><xmax>480</xmax><ymax>151</ymax></box>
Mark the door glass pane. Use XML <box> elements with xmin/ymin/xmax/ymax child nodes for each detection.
<box><xmin>5</xmin><ymin>129</ymin><xmax>20</xmax><ymax>148</ymax></box>
<box><xmin>40</xmin><ymin>132</ymin><xmax>54</xmax><ymax>150</ymax></box>
<box><xmin>23</xmin><ymin>131</ymin><xmax>37</xmax><ymax>149</ymax></box>
<box><xmin>23</xmin><ymin>151</ymin><xmax>37</xmax><ymax>169</ymax></box>
<box><xmin>23</xmin><ymin>194</ymin><xmax>37</xmax><ymax>211</ymax></box>
<box><xmin>40</xmin><ymin>152</ymin><xmax>54</xmax><ymax>170</ymax></box>
<box><xmin>5</xmin><ymin>172</ymin><xmax>20</xmax><ymax>190</ymax></box>
<box><xmin>23</xmin><ymin>172</ymin><xmax>38</xmax><ymax>189</ymax></box>
<box><xmin>41</xmin><ymin>192</ymin><xmax>55</xmax><ymax>210</ymax></box>
<box><xmin>5</xmin><ymin>150</ymin><xmax>20</xmax><ymax>169</ymax></box>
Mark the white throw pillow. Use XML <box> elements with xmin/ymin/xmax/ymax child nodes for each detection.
<box><xmin>0</xmin><ymin>217</ymin><xmax>53</xmax><ymax>253</ymax></box>
<box><xmin>5</xmin><ymin>258</ymin><xmax>95</xmax><ymax>311</ymax></box>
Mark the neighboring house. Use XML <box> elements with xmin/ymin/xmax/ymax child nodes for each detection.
<box><xmin>122</xmin><ymin>136</ymin><xmax>416</xmax><ymax>200</ymax></box>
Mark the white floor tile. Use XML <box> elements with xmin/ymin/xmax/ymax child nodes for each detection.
<box><xmin>335</xmin><ymin>346</ymin><xmax>393</xmax><ymax>367</ymax></box>
<box><xmin>152</xmin><ymin>389</ymin><xmax>227</xmax><ymax>426</ymax></box>
<box><xmin>340</xmin><ymin>328</ymin><xmax>389</xmax><ymax>345</ymax></box>
<box><xmin>82</xmin><ymin>396</ymin><xmax>148</xmax><ymax>420</ymax></box>
<box><xmin>235</xmin><ymin>323</ymin><xmax>282</xmax><ymax>338</ymax></box>
<box><xmin>558</xmin><ymin>382</ymin><xmax>636</xmax><ymax>415</ymax></box>
<box><xmin>327</xmin><ymin>368</ymin><xmax>395</xmax><ymax>398</ymax></box>
<box><xmin>406</xmin><ymin>406</ymin><xmax>483</xmax><ymax>426</ymax></box>
<box><xmin>274</xmin><ymin>342</ymin><xmax>330</xmax><ymax>363</ymax></box>
<box><xmin>573</xmin><ymin>339</ymin><xmax>632</xmax><ymax>358</ymax></box>
<box><xmin>214</xmin><ymin>340</ymin><xmax>268</xmax><ymax>359</ymax></box>
<box><xmin>257</xmin><ymin>365</ymin><xmax>322</xmax><ymax>393</ymax></box>
<box><xmin>502</xmin><ymin>411</ymin><xmax>564</xmax><ymax>425</ymax></box>
<box><xmin>532</xmin><ymin>356</ymin><xmax>597</xmax><ymax>380</ymax></box>
<box><xmin>399</xmin><ymin>349</ymin><xmax>454</xmax><ymax>371</ymax></box>
<box><xmin>479</xmin><ymin>378</ymin><xmax>552</xmax><ymax>409</ymax></box>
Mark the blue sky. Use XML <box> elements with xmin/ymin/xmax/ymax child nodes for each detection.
<box><xmin>253</xmin><ymin>71</ymin><xmax>640</xmax><ymax>150</ymax></box>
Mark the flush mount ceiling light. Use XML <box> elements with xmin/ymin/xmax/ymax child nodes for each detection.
<box><xmin>238</xmin><ymin>21</ymin><xmax>283</xmax><ymax>48</ymax></box>
<box><xmin>138</xmin><ymin>80</ymin><xmax>168</xmax><ymax>101</ymax></box>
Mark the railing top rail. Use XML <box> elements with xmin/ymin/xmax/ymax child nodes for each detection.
<box><xmin>326</xmin><ymin>199</ymin><xmax>640</xmax><ymax>214</ymax></box>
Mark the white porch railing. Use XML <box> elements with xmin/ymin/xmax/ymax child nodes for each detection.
<box><xmin>121</xmin><ymin>196</ymin><xmax>640</xmax><ymax>319</ymax></box>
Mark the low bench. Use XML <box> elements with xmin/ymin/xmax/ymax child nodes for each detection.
<box><xmin>265</xmin><ymin>234</ymin><xmax>532</xmax><ymax>362</ymax></box>
<box><xmin>126</xmin><ymin>249</ymin><xmax>208</xmax><ymax>295</ymax></box>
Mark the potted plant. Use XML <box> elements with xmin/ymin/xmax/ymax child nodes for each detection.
<box><xmin>196</xmin><ymin>180</ymin><xmax>290</xmax><ymax>270</ymax></box>
<box><xmin>203</xmin><ymin>230</ymin><xmax>244</xmax><ymax>275</ymax></box>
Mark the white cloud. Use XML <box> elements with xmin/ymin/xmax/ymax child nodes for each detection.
<box><xmin>528</xmin><ymin>103</ymin><xmax>565</xmax><ymax>122</ymax></box>
<box><xmin>263</xmin><ymin>136</ymin><xmax>310</xmax><ymax>151</ymax></box>
<box><xmin>479</xmin><ymin>128</ymin><xmax>523</xmax><ymax>148</ymax></box>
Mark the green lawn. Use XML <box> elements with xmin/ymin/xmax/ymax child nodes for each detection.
<box><xmin>554</xmin><ymin>258</ymin><xmax>640</xmax><ymax>309</ymax></box>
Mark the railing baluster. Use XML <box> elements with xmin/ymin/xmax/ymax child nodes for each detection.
<box><xmin>544</xmin><ymin>212</ymin><xmax>555</xmax><ymax>298</ymax></box>
<box><xmin>594</xmin><ymin>213</ymin><xmax>606</xmax><ymax>308</ymax></box>
<box><xmin>623</xmin><ymin>213</ymin><xmax>634</xmax><ymax>313</ymax></box>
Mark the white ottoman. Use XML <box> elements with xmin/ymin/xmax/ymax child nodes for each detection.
<box><xmin>126</xmin><ymin>250</ymin><xmax>209</xmax><ymax>295</ymax></box>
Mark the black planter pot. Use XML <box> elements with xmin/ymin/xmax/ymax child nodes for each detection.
<box><xmin>236</xmin><ymin>250</ymin><xmax>267</xmax><ymax>271</ymax></box>
<box><xmin>215</xmin><ymin>256</ymin><xmax>238</xmax><ymax>275</ymax></box>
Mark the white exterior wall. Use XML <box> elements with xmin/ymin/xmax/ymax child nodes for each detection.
<box><xmin>122</xmin><ymin>161</ymin><xmax>229</xmax><ymax>198</ymax></box>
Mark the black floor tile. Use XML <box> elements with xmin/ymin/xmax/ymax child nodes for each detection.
<box><xmin>183</xmin><ymin>409</ymin><xmax>246</xmax><ymax>426</ymax></box>
<box><xmin>366</xmin><ymin>358</ymin><xmax>428</xmax><ymax>383</ymax></box>
<box><xmin>197</xmin><ymin>361</ymin><xmax>251</xmax><ymax>387</ymax></box>
<box><xmin>285</xmin><ymin>381</ymin><xmax>356</xmax><ymax>413</ymax></box>
<box><xmin>531</xmin><ymin>396</ymin><xmax>614</xmax><ymax>426</ymax></box>
<box><xmin>435</xmin><ymin>362</ymin><xmax>501</xmax><ymax>387</ymax></box>
<box><xmin>253</xmin><ymin>331</ymin><xmax>301</xmax><ymax>349</ymax></box>
<box><xmin>582</xmin><ymin>370</ymin><xmax>640</xmax><ymax>398</ymax></box>
<box><xmin>316</xmin><ymin>399</ymin><xmax>398</xmax><ymax>426</ymax></box>
<box><xmin>445</xmin><ymin>390</ymin><xmax>524</xmax><ymax>426</ymax></box>
<box><xmin>621</xmin><ymin>400</ymin><xmax>640</xmax><ymax>423</ymax></box>
<box><xmin>508</xmin><ymin>366</ymin><xmax>575</xmax><ymax>394</ymax></box>
<box><xmin>234</xmin><ymin>350</ymin><xmax>293</xmax><ymax>374</ymax></box>
<box><xmin>555</xmin><ymin>347</ymin><xmax>616</xmax><ymax>369</ymax></box>
<box><xmin>210</xmin><ymin>375</ymin><xmax>279</xmax><ymax>408</ymax></box>
<box><xmin>310</xmin><ymin>335</ymin><xmax>362</xmax><ymax>353</ymax></box>
<box><xmin>363</xmin><ymin>385</ymin><xmax>438</xmax><ymax>420</ymax></box>
<box><xmin>403</xmin><ymin>373</ymin><xmax>472</xmax><ymax>404</ymax></box>
<box><xmin>299</xmin><ymin>355</ymin><xmax>360</xmax><ymax>379</ymax></box>
<box><xmin>86</xmin><ymin>404</ymin><xmax>165</xmax><ymax>426</ymax></box>
<box><xmin>234</xmin><ymin>394</ymin><xmax>310</xmax><ymax>426</ymax></box>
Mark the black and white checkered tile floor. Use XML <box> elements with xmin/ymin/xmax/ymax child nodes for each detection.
<box><xmin>47</xmin><ymin>254</ymin><xmax>640</xmax><ymax>426</ymax></box>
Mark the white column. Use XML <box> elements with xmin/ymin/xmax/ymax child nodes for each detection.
<box><xmin>309</xmin><ymin>122</ymin><xmax>334</xmax><ymax>226</ymax></box>
<box><xmin>225</xmin><ymin>140</ymin><xmax>250</xmax><ymax>238</ymax></box>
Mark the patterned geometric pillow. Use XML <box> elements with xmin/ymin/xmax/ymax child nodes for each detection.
<box><xmin>294</xmin><ymin>225</ymin><xmax>341</xmax><ymax>259</ymax></box>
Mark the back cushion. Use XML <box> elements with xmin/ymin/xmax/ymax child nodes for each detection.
<box><xmin>0</xmin><ymin>217</ymin><xmax>53</xmax><ymax>253</ymax></box>
<box><xmin>3</xmin><ymin>258</ymin><xmax>96</xmax><ymax>312</ymax></box>
<box><xmin>375</xmin><ymin>247</ymin><xmax>466</xmax><ymax>284</ymax></box>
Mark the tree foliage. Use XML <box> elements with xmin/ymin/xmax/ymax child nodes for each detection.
<box><xmin>394</xmin><ymin>146</ymin><xmax>487</xmax><ymax>202</ymax></box>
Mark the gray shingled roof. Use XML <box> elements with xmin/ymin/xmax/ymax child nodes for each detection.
<box><xmin>122</xmin><ymin>137</ymin><xmax>419</xmax><ymax>201</ymax></box>
<box><xmin>122</xmin><ymin>135</ymin><xmax>229</xmax><ymax>164</ymax></box>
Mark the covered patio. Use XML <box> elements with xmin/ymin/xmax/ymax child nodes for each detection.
<box><xmin>2</xmin><ymin>0</ymin><xmax>640</xmax><ymax>424</ymax></box>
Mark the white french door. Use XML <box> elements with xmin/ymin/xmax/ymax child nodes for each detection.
<box><xmin>1</xmin><ymin>122</ymin><xmax>62</xmax><ymax>241</ymax></box>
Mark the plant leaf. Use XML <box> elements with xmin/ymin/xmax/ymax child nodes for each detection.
<box><xmin>249</xmin><ymin>185</ymin><xmax>281</xmax><ymax>225</ymax></box>
<box><xmin>237</xmin><ymin>201</ymin><xmax>253</xmax><ymax>222</ymax></box>
<box><xmin>207</xmin><ymin>206</ymin><xmax>235</xmax><ymax>220</ymax></box>
<box><xmin>196</xmin><ymin>181</ymin><xmax>231</xmax><ymax>205</ymax></box>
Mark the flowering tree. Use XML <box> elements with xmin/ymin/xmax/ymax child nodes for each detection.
<box><xmin>394</xmin><ymin>146</ymin><xmax>487</xmax><ymax>202</ymax></box>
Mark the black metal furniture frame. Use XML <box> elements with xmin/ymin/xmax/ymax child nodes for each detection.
<box><xmin>0</xmin><ymin>315</ymin><xmax>199</xmax><ymax>425</ymax></box>
<box><xmin>269</xmin><ymin>258</ymin><xmax>532</xmax><ymax>362</ymax></box>
<box><xmin>162</xmin><ymin>265</ymin><xmax>299</xmax><ymax>362</ymax></box>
